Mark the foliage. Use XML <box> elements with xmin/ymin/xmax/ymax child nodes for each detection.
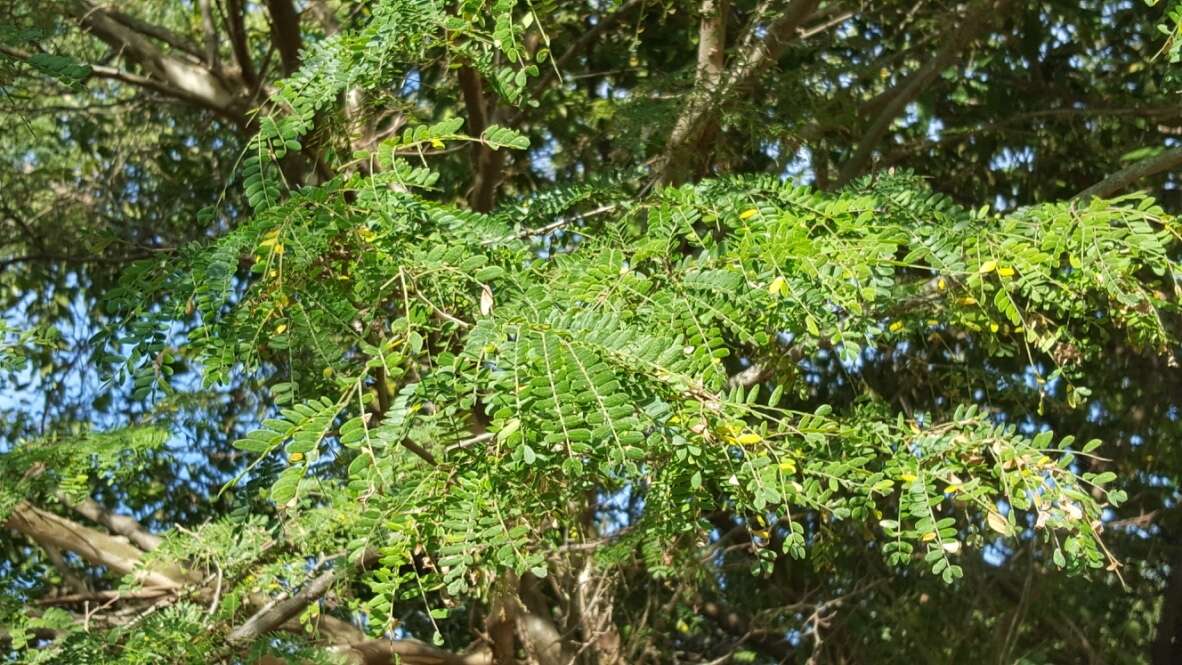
<box><xmin>1</xmin><ymin>1</ymin><xmax>1182</xmax><ymax>664</ymax></box>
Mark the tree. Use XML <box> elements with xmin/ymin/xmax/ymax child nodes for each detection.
<box><xmin>1</xmin><ymin>1</ymin><xmax>1180</xmax><ymax>664</ymax></box>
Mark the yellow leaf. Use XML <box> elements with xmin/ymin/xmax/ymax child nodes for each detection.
<box><xmin>989</xmin><ymin>322</ymin><xmax>999</xmax><ymax>333</ymax></box>
<box><xmin>288</xmin><ymin>452</ymin><xmax>304</xmax><ymax>463</ymax></box>
<box><xmin>889</xmin><ymin>321</ymin><xmax>904</xmax><ymax>332</ymax></box>
<box><xmin>767</xmin><ymin>275</ymin><xmax>787</xmax><ymax>297</ymax></box>
<box><xmin>430</xmin><ymin>138</ymin><xmax>445</xmax><ymax>149</ymax></box>
<box><xmin>921</xmin><ymin>532</ymin><xmax>936</xmax><ymax>542</ymax></box>
<box><xmin>959</xmin><ymin>296</ymin><xmax>977</xmax><ymax>305</ymax></box>
<box><xmin>986</xmin><ymin>511</ymin><xmax>1010</xmax><ymax>535</ymax></box>
<box><xmin>979</xmin><ymin>259</ymin><xmax>997</xmax><ymax>274</ymax></box>
<box><xmin>945</xmin><ymin>483</ymin><xmax>960</xmax><ymax>494</ymax></box>
<box><xmin>805</xmin><ymin>315</ymin><xmax>820</xmax><ymax>337</ymax></box>
<box><xmin>778</xmin><ymin>459</ymin><xmax>796</xmax><ymax>474</ymax></box>
<box><xmin>275</xmin><ymin>323</ymin><xmax>287</xmax><ymax>335</ymax></box>
<box><xmin>273</xmin><ymin>243</ymin><xmax>285</xmax><ymax>255</ymax></box>
<box><xmin>739</xmin><ymin>208</ymin><xmax>759</xmax><ymax>220</ymax></box>
<box><xmin>937</xmin><ymin>277</ymin><xmax>947</xmax><ymax>290</ymax></box>
<box><xmin>997</xmin><ymin>266</ymin><xmax>1015</xmax><ymax>277</ymax></box>
<box><xmin>900</xmin><ymin>473</ymin><xmax>917</xmax><ymax>482</ymax></box>
<box><xmin>736</xmin><ymin>432</ymin><xmax>762</xmax><ymax>445</ymax></box>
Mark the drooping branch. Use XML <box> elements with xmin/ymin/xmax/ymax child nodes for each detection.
<box><xmin>1075</xmin><ymin>147</ymin><xmax>1182</xmax><ymax>201</ymax></box>
<box><xmin>833</xmin><ymin>0</ymin><xmax>1010</xmax><ymax>187</ymax></box>
<box><xmin>658</xmin><ymin>0</ymin><xmax>821</xmax><ymax>184</ymax></box>
<box><xmin>37</xmin><ymin>541</ymin><xmax>90</xmax><ymax>595</ymax></box>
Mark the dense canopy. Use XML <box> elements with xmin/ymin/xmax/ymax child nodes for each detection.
<box><xmin>2</xmin><ymin>1</ymin><xmax>1182</xmax><ymax>664</ymax></box>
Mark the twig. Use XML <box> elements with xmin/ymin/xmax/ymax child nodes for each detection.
<box><xmin>484</xmin><ymin>203</ymin><xmax>620</xmax><ymax>245</ymax></box>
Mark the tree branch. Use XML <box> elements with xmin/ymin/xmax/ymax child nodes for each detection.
<box><xmin>103</xmin><ymin>7</ymin><xmax>204</xmax><ymax>60</ymax></box>
<box><xmin>0</xmin><ymin>247</ymin><xmax>160</xmax><ymax>272</ymax></box>
<box><xmin>518</xmin><ymin>573</ymin><xmax>578</xmax><ymax>665</ymax></box>
<box><xmin>524</xmin><ymin>0</ymin><xmax>646</xmax><ymax>103</ymax></box>
<box><xmin>264</xmin><ymin>0</ymin><xmax>303</xmax><ymax>75</ymax></box>
<box><xmin>698</xmin><ymin>599</ymin><xmax>795</xmax><ymax>661</ymax></box>
<box><xmin>66</xmin><ymin>1</ymin><xmax>246</xmax><ymax>120</ymax></box>
<box><xmin>658</xmin><ymin>0</ymin><xmax>821</xmax><ymax>184</ymax></box>
<box><xmin>197</xmin><ymin>0</ymin><xmax>222</xmax><ymax>75</ymax></box>
<box><xmin>486</xmin><ymin>573</ymin><xmax>518</xmax><ymax>665</ymax></box>
<box><xmin>37</xmin><ymin>541</ymin><xmax>90</xmax><ymax>595</ymax></box>
<box><xmin>61</xmin><ymin>495</ymin><xmax>162</xmax><ymax>552</ymax></box>
<box><xmin>459</xmin><ymin>66</ymin><xmax>506</xmax><ymax>212</ymax></box>
<box><xmin>224</xmin><ymin>0</ymin><xmax>259</xmax><ymax>89</ymax></box>
<box><xmin>4</xmin><ymin>503</ymin><xmax>185</xmax><ymax>590</ymax></box>
<box><xmin>1075</xmin><ymin>147</ymin><xmax>1182</xmax><ymax>201</ymax></box>
<box><xmin>339</xmin><ymin>639</ymin><xmax>493</xmax><ymax>665</ymax></box>
<box><xmin>227</xmin><ymin>569</ymin><xmax>337</xmax><ymax>646</ymax></box>
<box><xmin>833</xmin><ymin>0</ymin><xmax>1009</xmax><ymax>187</ymax></box>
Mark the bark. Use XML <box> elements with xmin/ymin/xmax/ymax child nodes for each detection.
<box><xmin>3</xmin><ymin>503</ymin><xmax>185</xmax><ymax>590</ymax></box>
<box><xmin>658</xmin><ymin>0</ymin><xmax>820</xmax><ymax>184</ymax></box>
<box><xmin>518</xmin><ymin>573</ymin><xmax>578</xmax><ymax>665</ymax></box>
<box><xmin>340</xmin><ymin>639</ymin><xmax>493</xmax><ymax>665</ymax></box>
<box><xmin>62</xmin><ymin>495</ymin><xmax>162</xmax><ymax>552</ymax></box>
<box><xmin>198</xmin><ymin>0</ymin><xmax>221</xmax><ymax>75</ymax></box>
<box><xmin>486</xmin><ymin>581</ymin><xmax>518</xmax><ymax>665</ymax></box>
<box><xmin>224</xmin><ymin>0</ymin><xmax>259</xmax><ymax>89</ymax></box>
<box><xmin>265</xmin><ymin>0</ymin><xmax>304</xmax><ymax>75</ymax></box>
<box><xmin>66</xmin><ymin>1</ymin><xmax>247</xmax><ymax>120</ymax></box>
<box><xmin>1075</xmin><ymin>147</ymin><xmax>1182</xmax><ymax>201</ymax></box>
<box><xmin>459</xmin><ymin>66</ymin><xmax>506</xmax><ymax>213</ymax></box>
<box><xmin>227</xmin><ymin>569</ymin><xmax>337</xmax><ymax>646</ymax></box>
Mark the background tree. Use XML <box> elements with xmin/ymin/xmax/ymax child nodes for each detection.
<box><xmin>1</xmin><ymin>1</ymin><xmax>1181</xmax><ymax>664</ymax></box>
